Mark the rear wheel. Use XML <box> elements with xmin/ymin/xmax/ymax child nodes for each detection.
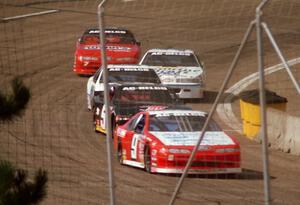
<box><xmin>144</xmin><ymin>145</ymin><xmax>152</xmax><ymax>173</ymax></box>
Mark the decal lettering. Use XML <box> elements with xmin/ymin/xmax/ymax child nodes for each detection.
<box><xmin>88</xmin><ymin>30</ymin><xmax>100</xmax><ymax>34</ymax></box>
<box><xmin>88</xmin><ymin>30</ymin><xmax>127</xmax><ymax>34</ymax></box>
<box><xmin>105</xmin><ymin>30</ymin><xmax>126</xmax><ymax>34</ymax></box>
<box><xmin>106</xmin><ymin>46</ymin><xmax>131</xmax><ymax>51</ymax></box>
<box><xmin>154</xmin><ymin>112</ymin><xmax>205</xmax><ymax>117</ymax></box>
<box><xmin>109</xmin><ymin>68</ymin><xmax>149</xmax><ymax>72</ymax></box>
<box><xmin>83</xmin><ymin>45</ymin><xmax>131</xmax><ymax>51</ymax></box>
<box><xmin>150</xmin><ymin>51</ymin><xmax>191</xmax><ymax>56</ymax></box>
<box><xmin>122</xmin><ymin>86</ymin><xmax>168</xmax><ymax>91</ymax></box>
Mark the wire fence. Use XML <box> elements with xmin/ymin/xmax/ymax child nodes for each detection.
<box><xmin>0</xmin><ymin>0</ymin><xmax>299</xmax><ymax>204</ymax></box>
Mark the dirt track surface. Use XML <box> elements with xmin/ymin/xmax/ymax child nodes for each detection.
<box><xmin>0</xmin><ymin>0</ymin><xmax>300</xmax><ymax>204</ymax></box>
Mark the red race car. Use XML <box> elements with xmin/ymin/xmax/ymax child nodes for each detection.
<box><xmin>114</xmin><ymin>109</ymin><xmax>241</xmax><ymax>174</ymax></box>
<box><xmin>73</xmin><ymin>27</ymin><xmax>141</xmax><ymax>75</ymax></box>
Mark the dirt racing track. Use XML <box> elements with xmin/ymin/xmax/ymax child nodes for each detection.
<box><xmin>0</xmin><ymin>0</ymin><xmax>300</xmax><ymax>205</ymax></box>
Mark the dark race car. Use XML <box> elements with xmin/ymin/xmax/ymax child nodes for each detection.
<box><xmin>73</xmin><ymin>27</ymin><xmax>141</xmax><ymax>75</ymax></box>
<box><xmin>93</xmin><ymin>84</ymin><xmax>184</xmax><ymax>134</ymax></box>
<box><xmin>114</xmin><ymin>108</ymin><xmax>241</xmax><ymax>174</ymax></box>
<box><xmin>86</xmin><ymin>65</ymin><xmax>161</xmax><ymax>111</ymax></box>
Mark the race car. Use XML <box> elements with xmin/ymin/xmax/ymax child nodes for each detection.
<box><xmin>139</xmin><ymin>48</ymin><xmax>205</xmax><ymax>99</ymax></box>
<box><xmin>86</xmin><ymin>65</ymin><xmax>162</xmax><ymax>111</ymax></box>
<box><xmin>93</xmin><ymin>84</ymin><xmax>184</xmax><ymax>134</ymax></box>
<box><xmin>114</xmin><ymin>109</ymin><xmax>241</xmax><ymax>174</ymax></box>
<box><xmin>73</xmin><ymin>27</ymin><xmax>141</xmax><ymax>75</ymax></box>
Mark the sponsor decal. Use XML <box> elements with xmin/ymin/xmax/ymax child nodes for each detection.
<box><xmin>154</xmin><ymin>111</ymin><xmax>205</xmax><ymax>117</ymax></box>
<box><xmin>105</xmin><ymin>30</ymin><xmax>127</xmax><ymax>34</ymax></box>
<box><xmin>106</xmin><ymin>46</ymin><xmax>131</xmax><ymax>51</ymax></box>
<box><xmin>83</xmin><ymin>45</ymin><xmax>131</xmax><ymax>51</ymax></box>
<box><xmin>150</xmin><ymin>51</ymin><xmax>191</xmax><ymax>56</ymax></box>
<box><xmin>149</xmin><ymin>131</ymin><xmax>235</xmax><ymax>146</ymax></box>
<box><xmin>109</xmin><ymin>67</ymin><xmax>149</xmax><ymax>72</ymax></box>
<box><xmin>122</xmin><ymin>86</ymin><xmax>168</xmax><ymax>91</ymax></box>
<box><xmin>88</xmin><ymin>30</ymin><xmax>127</xmax><ymax>34</ymax></box>
<box><xmin>153</xmin><ymin>67</ymin><xmax>202</xmax><ymax>78</ymax></box>
<box><xmin>84</xmin><ymin>45</ymin><xmax>100</xmax><ymax>50</ymax></box>
<box><xmin>88</xmin><ymin>30</ymin><xmax>100</xmax><ymax>34</ymax></box>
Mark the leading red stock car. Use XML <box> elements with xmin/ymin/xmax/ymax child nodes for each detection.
<box><xmin>114</xmin><ymin>109</ymin><xmax>241</xmax><ymax>174</ymax></box>
<box><xmin>73</xmin><ymin>27</ymin><xmax>141</xmax><ymax>75</ymax></box>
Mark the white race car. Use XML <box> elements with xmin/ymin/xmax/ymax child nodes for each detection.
<box><xmin>139</xmin><ymin>49</ymin><xmax>205</xmax><ymax>99</ymax></box>
<box><xmin>86</xmin><ymin>65</ymin><xmax>161</xmax><ymax>110</ymax></box>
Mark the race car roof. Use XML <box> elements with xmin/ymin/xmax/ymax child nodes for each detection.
<box><xmin>145</xmin><ymin>48</ymin><xmax>195</xmax><ymax>55</ymax></box>
<box><xmin>148</xmin><ymin>109</ymin><xmax>207</xmax><ymax>117</ymax></box>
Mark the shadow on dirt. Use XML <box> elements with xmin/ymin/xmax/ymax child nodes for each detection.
<box><xmin>160</xmin><ymin>168</ymin><xmax>275</xmax><ymax>180</ymax></box>
<box><xmin>78</xmin><ymin>74</ymin><xmax>93</xmax><ymax>78</ymax></box>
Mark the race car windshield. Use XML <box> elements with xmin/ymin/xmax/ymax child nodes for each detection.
<box><xmin>108</xmin><ymin>71</ymin><xmax>160</xmax><ymax>84</ymax></box>
<box><xmin>148</xmin><ymin>115</ymin><xmax>221</xmax><ymax>132</ymax></box>
<box><xmin>142</xmin><ymin>53</ymin><xmax>199</xmax><ymax>67</ymax></box>
<box><xmin>81</xmin><ymin>33</ymin><xmax>136</xmax><ymax>44</ymax></box>
<box><xmin>116</xmin><ymin>90</ymin><xmax>173</xmax><ymax>104</ymax></box>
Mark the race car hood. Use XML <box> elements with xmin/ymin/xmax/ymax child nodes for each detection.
<box><xmin>144</xmin><ymin>66</ymin><xmax>204</xmax><ymax>84</ymax></box>
<box><xmin>148</xmin><ymin>131</ymin><xmax>235</xmax><ymax>146</ymax></box>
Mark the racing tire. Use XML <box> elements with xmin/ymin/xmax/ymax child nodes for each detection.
<box><xmin>144</xmin><ymin>145</ymin><xmax>152</xmax><ymax>173</ymax></box>
<box><xmin>117</xmin><ymin>140</ymin><xmax>123</xmax><ymax>165</ymax></box>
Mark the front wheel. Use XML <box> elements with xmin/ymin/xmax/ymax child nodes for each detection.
<box><xmin>144</xmin><ymin>145</ymin><xmax>152</xmax><ymax>173</ymax></box>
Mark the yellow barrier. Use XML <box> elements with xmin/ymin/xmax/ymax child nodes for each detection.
<box><xmin>240</xmin><ymin>99</ymin><xmax>286</xmax><ymax>139</ymax></box>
